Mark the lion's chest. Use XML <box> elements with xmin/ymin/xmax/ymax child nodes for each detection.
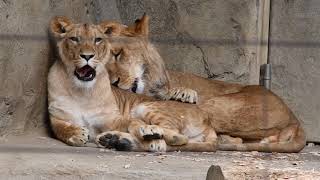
<box><xmin>49</xmin><ymin>95</ymin><xmax>119</xmax><ymax>134</ymax></box>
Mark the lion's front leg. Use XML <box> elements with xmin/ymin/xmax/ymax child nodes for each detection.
<box><xmin>168</xmin><ymin>87</ymin><xmax>198</xmax><ymax>104</ymax></box>
<box><xmin>96</xmin><ymin>130</ymin><xmax>167</xmax><ymax>152</ymax></box>
<box><xmin>128</xmin><ymin>118</ymin><xmax>164</xmax><ymax>141</ymax></box>
<box><xmin>50</xmin><ymin>117</ymin><xmax>89</xmax><ymax>147</ymax></box>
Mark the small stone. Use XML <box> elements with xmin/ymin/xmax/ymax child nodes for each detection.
<box><xmin>99</xmin><ymin>149</ymin><xmax>105</xmax><ymax>152</ymax></box>
<box><xmin>307</xmin><ymin>143</ymin><xmax>315</xmax><ymax>147</ymax></box>
<box><xmin>124</xmin><ymin>164</ymin><xmax>131</xmax><ymax>169</ymax></box>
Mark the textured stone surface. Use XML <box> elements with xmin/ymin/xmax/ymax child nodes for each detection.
<box><xmin>0</xmin><ymin>0</ymin><xmax>260</xmax><ymax>137</ymax></box>
<box><xmin>0</xmin><ymin>0</ymin><xmax>318</xmax><ymax>142</ymax></box>
<box><xmin>269</xmin><ymin>0</ymin><xmax>320</xmax><ymax>142</ymax></box>
<box><xmin>0</xmin><ymin>136</ymin><xmax>319</xmax><ymax>179</ymax></box>
<box><xmin>115</xmin><ymin>0</ymin><xmax>259</xmax><ymax>84</ymax></box>
<box><xmin>0</xmin><ymin>0</ymin><xmax>95</xmax><ymax>136</ymax></box>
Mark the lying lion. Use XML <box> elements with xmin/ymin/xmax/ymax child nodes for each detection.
<box><xmin>99</xmin><ymin>15</ymin><xmax>306</xmax><ymax>152</ymax></box>
<box><xmin>49</xmin><ymin>16</ymin><xmax>228</xmax><ymax>152</ymax></box>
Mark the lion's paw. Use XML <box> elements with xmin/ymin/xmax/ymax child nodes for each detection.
<box><xmin>96</xmin><ymin>131</ymin><xmax>133</xmax><ymax>151</ymax></box>
<box><xmin>68</xmin><ymin>127</ymin><xmax>89</xmax><ymax>146</ymax></box>
<box><xmin>139</xmin><ymin>125</ymin><xmax>164</xmax><ymax>140</ymax></box>
<box><xmin>164</xmin><ymin>134</ymin><xmax>188</xmax><ymax>146</ymax></box>
<box><xmin>148</xmin><ymin>139</ymin><xmax>167</xmax><ymax>152</ymax></box>
<box><xmin>218</xmin><ymin>135</ymin><xmax>243</xmax><ymax>145</ymax></box>
<box><xmin>170</xmin><ymin>88</ymin><xmax>198</xmax><ymax>104</ymax></box>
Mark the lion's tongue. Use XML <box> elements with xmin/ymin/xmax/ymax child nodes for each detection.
<box><xmin>76</xmin><ymin>65</ymin><xmax>92</xmax><ymax>77</ymax></box>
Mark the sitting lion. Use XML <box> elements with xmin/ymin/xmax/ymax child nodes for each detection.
<box><xmin>48</xmin><ymin>16</ymin><xmax>169</xmax><ymax>151</ymax></box>
<box><xmin>99</xmin><ymin>15</ymin><xmax>306</xmax><ymax>152</ymax></box>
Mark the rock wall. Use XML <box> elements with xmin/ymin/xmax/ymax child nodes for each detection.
<box><xmin>115</xmin><ymin>0</ymin><xmax>258</xmax><ymax>84</ymax></box>
<box><xmin>0</xmin><ymin>0</ymin><xmax>260</xmax><ymax>137</ymax></box>
<box><xmin>0</xmin><ymin>0</ymin><xmax>318</xmax><ymax>141</ymax></box>
<box><xmin>269</xmin><ymin>0</ymin><xmax>320</xmax><ymax>142</ymax></box>
<box><xmin>0</xmin><ymin>0</ymin><xmax>96</xmax><ymax>136</ymax></box>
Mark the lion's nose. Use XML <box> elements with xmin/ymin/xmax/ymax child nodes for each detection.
<box><xmin>80</xmin><ymin>54</ymin><xmax>95</xmax><ymax>61</ymax></box>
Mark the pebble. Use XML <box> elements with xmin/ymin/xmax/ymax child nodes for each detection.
<box><xmin>307</xmin><ymin>143</ymin><xmax>315</xmax><ymax>147</ymax></box>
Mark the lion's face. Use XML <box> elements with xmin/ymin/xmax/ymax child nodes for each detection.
<box><xmin>101</xmin><ymin>15</ymin><xmax>169</xmax><ymax>96</ymax></box>
<box><xmin>107</xmin><ymin>39</ymin><xmax>147</xmax><ymax>94</ymax></box>
<box><xmin>50</xmin><ymin>16</ymin><xmax>111</xmax><ymax>87</ymax></box>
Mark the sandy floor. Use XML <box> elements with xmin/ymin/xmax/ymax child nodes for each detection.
<box><xmin>0</xmin><ymin>135</ymin><xmax>320</xmax><ymax>180</ymax></box>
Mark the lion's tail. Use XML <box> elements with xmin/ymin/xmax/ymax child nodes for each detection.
<box><xmin>218</xmin><ymin>125</ymin><xmax>306</xmax><ymax>153</ymax></box>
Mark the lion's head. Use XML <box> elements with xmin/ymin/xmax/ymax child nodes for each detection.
<box><xmin>50</xmin><ymin>16</ymin><xmax>112</xmax><ymax>88</ymax></box>
<box><xmin>101</xmin><ymin>15</ymin><xmax>170</xmax><ymax>99</ymax></box>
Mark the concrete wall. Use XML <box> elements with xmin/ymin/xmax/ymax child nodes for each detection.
<box><xmin>115</xmin><ymin>0</ymin><xmax>258</xmax><ymax>84</ymax></box>
<box><xmin>269</xmin><ymin>0</ymin><xmax>320</xmax><ymax>142</ymax></box>
<box><xmin>0</xmin><ymin>0</ymin><xmax>260</xmax><ymax>137</ymax></box>
<box><xmin>0</xmin><ymin>0</ymin><xmax>319</xmax><ymax>141</ymax></box>
<box><xmin>0</xmin><ymin>0</ymin><xmax>97</xmax><ymax>136</ymax></box>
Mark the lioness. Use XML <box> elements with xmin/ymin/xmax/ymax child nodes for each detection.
<box><xmin>105</xmin><ymin>15</ymin><xmax>242</xmax><ymax>104</ymax></box>
<box><xmin>48</xmin><ymin>16</ymin><xmax>220</xmax><ymax>152</ymax></box>
<box><xmin>100</xmin><ymin>15</ymin><xmax>306</xmax><ymax>152</ymax></box>
<box><xmin>48</xmin><ymin>16</ymin><xmax>164</xmax><ymax>151</ymax></box>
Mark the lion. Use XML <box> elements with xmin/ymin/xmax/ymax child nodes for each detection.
<box><xmin>105</xmin><ymin>15</ymin><xmax>243</xmax><ymax>104</ymax></box>
<box><xmin>48</xmin><ymin>16</ymin><xmax>222</xmax><ymax>152</ymax></box>
<box><xmin>98</xmin><ymin>14</ymin><xmax>306</xmax><ymax>152</ymax></box>
<box><xmin>48</xmin><ymin>16</ymin><xmax>164</xmax><ymax>151</ymax></box>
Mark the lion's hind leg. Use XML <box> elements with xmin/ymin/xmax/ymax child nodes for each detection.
<box><xmin>162</xmin><ymin>128</ymin><xmax>189</xmax><ymax>146</ymax></box>
<box><xmin>128</xmin><ymin>119</ymin><xmax>164</xmax><ymax>141</ymax></box>
<box><xmin>218</xmin><ymin>124</ymin><xmax>306</xmax><ymax>152</ymax></box>
<box><xmin>218</xmin><ymin>135</ymin><xmax>243</xmax><ymax>145</ymax></box>
<box><xmin>167</xmin><ymin>128</ymin><xmax>218</xmax><ymax>152</ymax></box>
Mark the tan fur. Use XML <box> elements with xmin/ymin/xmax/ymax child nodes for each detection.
<box><xmin>99</xmin><ymin>14</ymin><xmax>306</xmax><ymax>152</ymax></box>
<box><xmin>48</xmin><ymin>16</ymin><xmax>169</xmax><ymax>151</ymax></box>
<box><xmin>49</xmin><ymin>16</ymin><xmax>223</xmax><ymax>152</ymax></box>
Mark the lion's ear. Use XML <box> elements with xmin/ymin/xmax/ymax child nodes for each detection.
<box><xmin>130</xmin><ymin>13</ymin><xmax>149</xmax><ymax>36</ymax></box>
<box><xmin>99</xmin><ymin>21</ymin><xmax>124</xmax><ymax>36</ymax></box>
<box><xmin>50</xmin><ymin>16</ymin><xmax>73</xmax><ymax>38</ymax></box>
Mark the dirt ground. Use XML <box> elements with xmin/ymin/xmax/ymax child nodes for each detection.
<box><xmin>0</xmin><ymin>135</ymin><xmax>319</xmax><ymax>180</ymax></box>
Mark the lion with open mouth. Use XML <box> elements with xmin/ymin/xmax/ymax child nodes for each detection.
<box><xmin>48</xmin><ymin>16</ymin><xmax>210</xmax><ymax>152</ymax></box>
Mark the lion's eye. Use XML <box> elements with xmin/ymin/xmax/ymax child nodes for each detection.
<box><xmin>69</xmin><ymin>37</ymin><xmax>80</xmax><ymax>43</ymax></box>
<box><xmin>105</xmin><ymin>27</ymin><xmax>113</xmax><ymax>35</ymax></box>
<box><xmin>95</xmin><ymin>37</ymin><xmax>103</xmax><ymax>44</ymax></box>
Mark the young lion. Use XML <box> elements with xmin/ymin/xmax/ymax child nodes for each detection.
<box><xmin>48</xmin><ymin>16</ymin><xmax>223</xmax><ymax>152</ymax></box>
<box><xmin>105</xmin><ymin>15</ymin><xmax>243</xmax><ymax>104</ymax></box>
<box><xmin>48</xmin><ymin>16</ymin><xmax>164</xmax><ymax>151</ymax></box>
<box><xmin>100</xmin><ymin>15</ymin><xmax>306</xmax><ymax>152</ymax></box>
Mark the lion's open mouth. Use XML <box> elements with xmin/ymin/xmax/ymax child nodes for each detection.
<box><xmin>74</xmin><ymin>65</ymin><xmax>96</xmax><ymax>81</ymax></box>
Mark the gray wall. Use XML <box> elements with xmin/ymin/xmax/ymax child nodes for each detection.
<box><xmin>270</xmin><ymin>0</ymin><xmax>320</xmax><ymax>142</ymax></box>
<box><xmin>0</xmin><ymin>0</ymin><xmax>319</xmax><ymax>141</ymax></box>
<box><xmin>0</xmin><ymin>0</ymin><xmax>96</xmax><ymax>136</ymax></box>
<box><xmin>114</xmin><ymin>0</ymin><xmax>258</xmax><ymax>84</ymax></box>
